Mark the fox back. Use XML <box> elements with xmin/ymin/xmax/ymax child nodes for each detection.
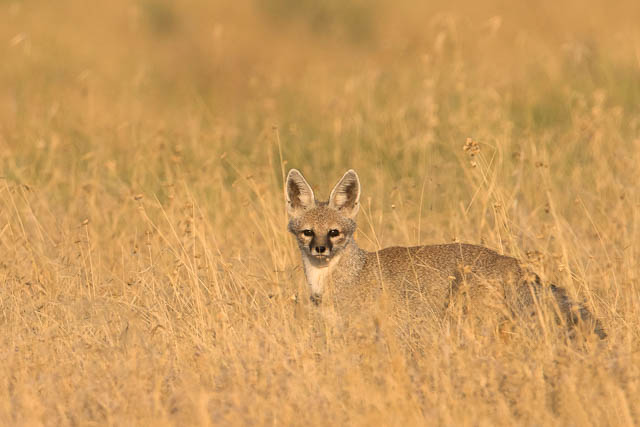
<box><xmin>285</xmin><ymin>169</ymin><xmax>605</xmax><ymax>338</ymax></box>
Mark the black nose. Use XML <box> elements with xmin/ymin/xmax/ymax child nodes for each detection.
<box><xmin>315</xmin><ymin>246</ymin><xmax>326</xmax><ymax>253</ymax></box>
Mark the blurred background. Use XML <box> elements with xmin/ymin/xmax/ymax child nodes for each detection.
<box><xmin>3</xmin><ymin>1</ymin><xmax>639</xmax><ymax>173</ymax></box>
<box><xmin>2</xmin><ymin>0</ymin><xmax>639</xmax><ymax>241</ymax></box>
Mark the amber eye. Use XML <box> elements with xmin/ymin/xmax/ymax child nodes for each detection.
<box><xmin>302</xmin><ymin>229</ymin><xmax>314</xmax><ymax>237</ymax></box>
<box><xmin>328</xmin><ymin>229</ymin><xmax>340</xmax><ymax>237</ymax></box>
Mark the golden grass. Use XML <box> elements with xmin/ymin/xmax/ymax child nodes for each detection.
<box><xmin>1</xmin><ymin>0</ymin><xmax>639</xmax><ymax>425</ymax></box>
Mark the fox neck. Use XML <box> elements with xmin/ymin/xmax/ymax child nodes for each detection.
<box><xmin>301</xmin><ymin>239</ymin><xmax>365</xmax><ymax>299</ymax></box>
<box><xmin>302</xmin><ymin>254</ymin><xmax>341</xmax><ymax>298</ymax></box>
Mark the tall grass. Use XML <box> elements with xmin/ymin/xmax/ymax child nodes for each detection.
<box><xmin>1</xmin><ymin>0</ymin><xmax>639</xmax><ymax>424</ymax></box>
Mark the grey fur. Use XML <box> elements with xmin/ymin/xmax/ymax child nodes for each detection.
<box><xmin>286</xmin><ymin>169</ymin><xmax>606</xmax><ymax>339</ymax></box>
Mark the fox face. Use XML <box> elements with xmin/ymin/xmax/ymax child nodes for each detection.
<box><xmin>286</xmin><ymin>169</ymin><xmax>360</xmax><ymax>267</ymax></box>
<box><xmin>288</xmin><ymin>205</ymin><xmax>356</xmax><ymax>266</ymax></box>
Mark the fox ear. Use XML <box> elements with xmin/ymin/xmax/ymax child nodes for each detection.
<box><xmin>286</xmin><ymin>169</ymin><xmax>316</xmax><ymax>217</ymax></box>
<box><xmin>329</xmin><ymin>169</ymin><xmax>360</xmax><ymax>219</ymax></box>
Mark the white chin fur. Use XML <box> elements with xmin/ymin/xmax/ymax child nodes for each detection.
<box><xmin>303</xmin><ymin>254</ymin><xmax>341</xmax><ymax>297</ymax></box>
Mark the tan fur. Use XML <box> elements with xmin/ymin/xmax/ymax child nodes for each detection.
<box><xmin>286</xmin><ymin>169</ymin><xmax>605</xmax><ymax>339</ymax></box>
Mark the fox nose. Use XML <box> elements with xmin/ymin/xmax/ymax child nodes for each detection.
<box><xmin>315</xmin><ymin>246</ymin><xmax>326</xmax><ymax>254</ymax></box>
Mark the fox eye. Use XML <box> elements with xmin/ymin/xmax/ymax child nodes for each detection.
<box><xmin>328</xmin><ymin>229</ymin><xmax>340</xmax><ymax>237</ymax></box>
<box><xmin>302</xmin><ymin>229</ymin><xmax>314</xmax><ymax>237</ymax></box>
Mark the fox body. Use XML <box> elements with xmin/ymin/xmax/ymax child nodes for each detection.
<box><xmin>286</xmin><ymin>169</ymin><xmax>605</xmax><ymax>338</ymax></box>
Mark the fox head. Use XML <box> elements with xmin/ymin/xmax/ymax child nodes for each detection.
<box><xmin>285</xmin><ymin>169</ymin><xmax>361</xmax><ymax>267</ymax></box>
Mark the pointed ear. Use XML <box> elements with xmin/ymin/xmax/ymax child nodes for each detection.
<box><xmin>285</xmin><ymin>169</ymin><xmax>316</xmax><ymax>217</ymax></box>
<box><xmin>328</xmin><ymin>169</ymin><xmax>360</xmax><ymax>219</ymax></box>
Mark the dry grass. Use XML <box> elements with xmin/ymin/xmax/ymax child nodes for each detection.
<box><xmin>1</xmin><ymin>0</ymin><xmax>640</xmax><ymax>425</ymax></box>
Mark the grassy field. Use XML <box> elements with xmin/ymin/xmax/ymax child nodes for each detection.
<box><xmin>1</xmin><ymin>0</ymin><xmax>640</xmax><ymax>425</ymax></box>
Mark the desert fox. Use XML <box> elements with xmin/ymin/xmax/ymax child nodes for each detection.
<box><xmin>286</xmin><ymin>168</ymin><xmax>606</xmax><ymax>339</ymax></box>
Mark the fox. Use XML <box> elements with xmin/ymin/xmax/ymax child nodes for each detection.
<box><xmin>285</xmin><ymin>168</ymin><xmax>606</xmax><ymax>339</ymax></box>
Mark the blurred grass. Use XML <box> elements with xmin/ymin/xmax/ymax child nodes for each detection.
<box><xmin>0</xmin><ymin>0</ymin><xmax>639</xmax><ymax>425</ymax></box>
